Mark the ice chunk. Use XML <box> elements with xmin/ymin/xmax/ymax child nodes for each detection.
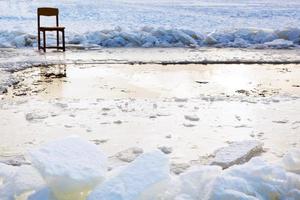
<box><xmin>264</xmin><ymin>39</ymin><xmax>294</xmax><ymax>48</ymax></box>
<box><xmin>230</xmin><ymin>38</ymin><xmax>250</xmax><ymax>48</ymax></box>
<box><xmin>204</xmin><ymin>35</ymin><xmax>218</xmax><ymax>45</ymax></box>
<box><xmin>184</xmin><ymin>115</ymin><xmax>199</xmax><ymax>122</ymax></box>
<box><xmin>0</xmin><ymin>154</ymin><xmax>30</xmax><ymax>166</ymax></box>
<box><xmin>0</xmin><ymin>163</ymin><xmax>17</xmax><ymax>181</ymax></box>
<box><xmin>0</xmin><ymin>165</ymin><xmax>45</xmax><ymax>200</ymax></box>
<box><xmin>177</xmin><ymin>165</ymin><xmax>222</xmax><ymax>199</ymax></box>
<box><xmin>171</xmin><ymin>30</ymin><xmax>197</xmax><ymax>46</ymax></box>
<box><xmin>88</xmin><ymin>150</ymin><xmax>170</xmax><ymax>200</ymax></box>
<box><xmin>281</xmin><ymin>149</ymin><xmax>300</xmax><ymax>174</ymax></box>
<box><xmin>68</xmin><ymin>34</ymin><xmax>86</xmax><ymax>45</ymax></box>
<box><xmin>165</xmin><ymin>157</ymin><xmax>300</xmax><ymax>200</ymax></box>
<box><xmin>276</xmin><ymin>28</ymin><xmax>300</xmax><ymax>42</ymax></box>
<box><xmin>30</xmin><ymin>136</ymin><xmax>107</xmax><ymax>200</ymax></box>
<box><xmin>115</xmin><ymin>147</ymin><xmax>144</xmax><ymax>163</ymax></box>
<box><xmin>158</xmin><ymin>146</ymin><xmax>173</xmax><ymax>154</ymax></box>
<box><xmin>211</xmin><ymin>140</ymin><xmax>263</xmax><ymax>168</ymax></box>
<box><xmin>25</xmin><ymin>112</ymin><xmax>48</xmax><ymax>121</ymax></box>
<box><xmin>208</xmin><ymin>158</ymin><xmax>300</xmax><ymax>200</ymax></box>
<box><xmin>171</xmin><ymin>163</ymin><xmax>191</xmax><ymax>175</ymax></box>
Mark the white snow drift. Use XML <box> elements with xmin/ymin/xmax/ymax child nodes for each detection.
<box><xmin>0</xmin><ymin>137</ymin><xmax>299</xmax><ymax>200</ymax></box>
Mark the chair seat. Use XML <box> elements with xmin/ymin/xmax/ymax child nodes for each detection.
<box><xmin>39</xmin><ymin>26</ymin><xmax>65</xmax><ymax>31</ymax></box>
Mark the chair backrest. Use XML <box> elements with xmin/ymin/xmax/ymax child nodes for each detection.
<box><xmin>37</xmin><ymin>7</ymin><xmax>59</xmax><ymax>27</ymax></box>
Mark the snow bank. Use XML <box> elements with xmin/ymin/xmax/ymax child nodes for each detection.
<box><xmin>88</xmin><ymin>150</ymin><xmax>170</xmax><ymax>200</ymax></box>
<box><xmin>0</xmin><ymin>27</ymin><xmax>299</xmax><ymax>49</ymax></box>
<box><xmin>29</xmin><ymin>136</ymin><xmax>107</xmax><ymax>200</ymax></box>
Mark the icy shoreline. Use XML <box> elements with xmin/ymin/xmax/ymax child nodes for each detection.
<box><xmin>1</xmin><ymin>27</ymin><xmax>300</xmax><ymax>49</ymax></box>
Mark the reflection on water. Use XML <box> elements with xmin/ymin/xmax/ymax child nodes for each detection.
<box><xmin>40</xmin><ymin>64</ymin><xmax>67</xmax><ymax>79</ymax></box>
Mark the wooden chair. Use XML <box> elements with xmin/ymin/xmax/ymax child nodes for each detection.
<box><xmin>37</xmin><ymin>7</ymin><xmax>65</xmax><ymax>52</ymax></box>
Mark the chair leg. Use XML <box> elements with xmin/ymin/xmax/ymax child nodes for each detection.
<box><xmin>62</xmin><ymin>30</ymin><xmax>65</xmax><ymax>52</ymax></box>
<box><xmin>38</xmin><ymin>30</ymin><xmax>40</xmax><ymax>50</ymax></box>
<box><xmin>57</xmin><ymin>30</ymin><xmax>59</xmax><ymax>50</ymax></box>
<box><xmin>43</xmin><ymin>31</ymin><xmax>46</xmax><ymax>52</ymax></box>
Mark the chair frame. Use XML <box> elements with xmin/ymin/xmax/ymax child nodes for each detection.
<box><xmin>37</xmin><ymin>7</ymin><xmax>65</xmax><ymax>52</ymax></box>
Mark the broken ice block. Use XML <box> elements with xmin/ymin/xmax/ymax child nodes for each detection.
<box><xmin>208</xmin><ymin>158</ymin><xmax>298</xmax><ymax>200</ymax></box>
<box><xmin>0</xmin><ymin>165</ymin><xmax>45</xmax><ymax>200</ymax></box>
<box><xmin>30</xmin><ymin>136</ymin><xmax>107</xmax><ymax>200</ymax></box>
<box><xmin>88</xmin><ymin>150</ymin><xmax>170</xmax><ymax>200</ymax></box>
<box><xmin>178</xmin><ymin>165</ymin><xmax>222</xmax><ymax>199</ymax></box>
<box><xmin>281</xmin><ymin>149</ymin><xmax>300</xmax><ymax>174</ymax></box>
<box><xmin>211</xmin><ymin>140</ymin><xmax>263</xmax><ymax>169</ymax></box>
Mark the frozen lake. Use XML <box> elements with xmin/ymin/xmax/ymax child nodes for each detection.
<box><xmin>2</xmin><ymin>0</ymin><xmax>300</xmax><ymax>33</ymax></box>
<box><xmin>0</xmin><ymin>48</ymin><xmax>299</xmax><ymax>165</ymax></box>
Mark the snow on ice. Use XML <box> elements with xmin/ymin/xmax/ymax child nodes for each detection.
<box><xmin>0</xmin><ymin>137</ymin><xmax>299</xmax><ymax>200</ymax></box>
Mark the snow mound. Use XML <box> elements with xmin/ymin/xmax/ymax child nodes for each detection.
<box><xmin>29</xmin><ymin>136</ymin><xmax>107</xmax><ymax>200</ymax></box>
<box><xmin>88</xmin><ymin>150</ymin><xmax>170</xmax><ymax>200</ymax></box>
<box><xmin>0</xmin><ymin>27</ymin><xmax>299</xmax><ymax>49</ymax></box>
<box><xmin>211</xmin><ymin>140</ymin><xmax>263</xmax><ymax>169</ymax></box>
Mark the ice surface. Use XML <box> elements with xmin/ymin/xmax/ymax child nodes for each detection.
<box><xmin>30</xmin><ymin>136</ymin><xmax>107</xmax><ymax>200</ymax></box>
<box><xmin>211</xmin><ymin>140</ymin><xmax>263</xmax><ymax>169</ymax></box>
<box><xmin>88</xmin><ymin>150</ymin><xmax>170</xmax><ymax>200</ymax></box>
